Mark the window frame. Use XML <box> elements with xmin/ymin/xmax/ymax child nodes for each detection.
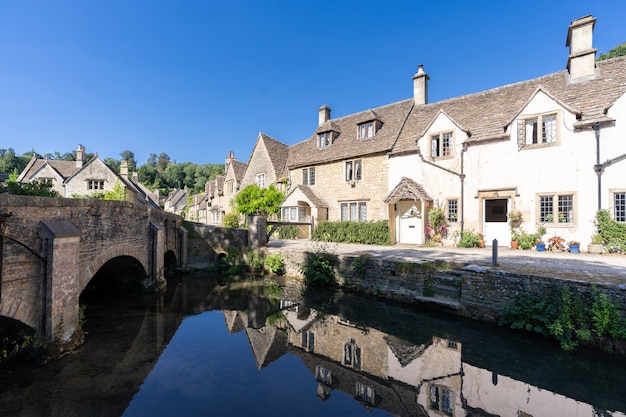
<box><xmin>318</xmin><ymin>132</ymin><xmax>331</xmax><ymax>149</ymax></box>
<box><xmin>430</xmin><ymin>131</ymin><xmax>454</xmax><ymax>159</ymax></box>
<box><xmin>302</xmin><ymin>167</ymin><xmax>315</xmax><ymax>186</ymax></box>
<box><xmin>536</xmin><ymin>192</ymin><xmax>576</xmax><ymax>226</ymax></box>
<box><xmin>446</xmin><ymin>199</ymin><xmax>459</xmax><ymax>223</ymax></box>
<box><xmin>358</xmin><ymin>120</ymin><xmax>375</xmax><ymax>140</ymax></box>
<box><xmin>612</xmin><ymin>190</ymin><xmax>626</xmax><ymax>222</ymax></box>
<box><xmin>255</xmin><ymin>173</ymin><xmax>265</xmax><ymax>188</ymax></box>
<box><xmin>340</xmin><ymin>201</ymin><xmax>367</xmax><ymax>222</ymax></box>
<box><xmin>518</xmin><ymin>111</ymin><xmax>561</xmax><ymax>149</ymax></box>
<box><xmin>87</xmin><ymin>179</ymin><xmax>105</xmax><ymax>190</ymax></box>
<box><xmin>345</xmin><ymin>159</ymin><xmax>363</xmax><ymax>182</ymax></box>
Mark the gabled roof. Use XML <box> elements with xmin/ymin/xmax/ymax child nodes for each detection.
<box><xmin>259</xmin><ymin>133</ymin><xmax>289</xmax><ymax>180</ymax></box>
<box><xmin>384</xmin><ymin>177</ymin><xmax>432</xmax><ymax>203</ymax></box>
<box><xmin>18</xmin><ymin>156</ymin><xmax>79</xmax><ymax>182</ymax></box>
<box><xmin>282</xmin><ymin>184</ymin><xmax>327</xmax><ymax>208</ymax></box>
<box><xmin>165</xmin><ymin>188</ymin><xmax>188</xmax><ymax>210</ymax></box>
<box><xmin>392</xmin><ymin>56</ymin><xmax>626</xmax><ymax>154</ymax></box>
<box><xmin>288</xmin><ymin>99</ymin><xmax>415</xmax><ymax>168</ymax></box>
<box><xmin>229</xmin><ymin>160</ymin><xmax>248</xmax><ymax>182</ymax></box>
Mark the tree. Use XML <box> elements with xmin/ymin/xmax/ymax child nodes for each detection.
<box><xmin>157</xmin><ymin>153</ymin><xmax>170</xmax><ymax>172</ymax></box>
<box><xmin>597</xmin><ymin>42</ymin><xmax>626</xmax><ymax>61</ymax></box>
<box><xmin>146</xmin><ymin>153</ymin><xmax>157</xmax><ymax>168</ymax></box>
<box><xmin>104</xmin><ymin>157</ymin><xmax>121</xmax><ymax>173</ymax></box>
<box><xmin>235</xmin><ymin>184</ymin><xmax>284</xmax><ymax>216</ymax></box>
<box><xmin>103</xmin><ymin>180</ymin><xmax>126</xmax><ymax>201</ymax></box>
<box><xmin>119</xmin><ymin>150</ymin><xmax>137</xmax><ymax>171</ymax></box>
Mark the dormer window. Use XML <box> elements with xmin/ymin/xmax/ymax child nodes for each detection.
<box><xmin>518</xmin><ymin>112</ymin><xmax>559</xmax><ymax>149</ymax></box>
<box><xmin>318</xmin><ymin>132</ymin><xmax>331</xmax><ymax>149</ymax></box>
<box><xmin>430</xmin><ymin>132</ymin><xmax>453</xmax><ymax>158</ymax></box>
<box><xmin>358</xmin><ymin>121</ymin><xmax>375</xmax><ymax>139</ymax></box>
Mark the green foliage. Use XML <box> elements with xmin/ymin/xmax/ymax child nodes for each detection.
<box><xmin>311</xmin><ymin>221</ymin><xmax>391</xmax><ymax>245</ymax></box>
<box><xmin>597</xmin><ymin>42</ymin><xmax>626</xmax><ymax>61</ymax></box>
<box><xmin>276</xmin><ymin>225</ymin><xmax>299</xmax><ymax>239</ymax></box>
<box><xmin>596</xmin><ymin>209</ymin><xmax>626</xmax><ymax>253</ymax></box>
<box><xmin>499</xmin><ymin>285</ymin><xmax>626</xmax><ymax>351</ymax></box>
<box><xmin>223</xmin><ymin>212</ymin><xmax>241</xmax><ymax>228</ymax></box>
<box><xmin>264</xmin><ymin>253</ymin><xmax>286</xmax><ymax>275</ymax></box>
<box><xmin>4</xmin><ymin>179</ymin><xmax>58</xmax><ymax>197</ymax></box>
<box><xmin>223</xmin><ymin>247</ymin><xmax>246</xmax><ymax>275</ymax></box>
<box><xmin>235</xmin><ymin>184</ymin><xmax>284</xmax><ymax>216</ymax></box>
<box><xmin>300</xmin><ymin>248</ymin><xmax>334</xmax><ymax>287</ymax></box>
<box><xmin>457</xmin><ymin>230</ymin><xmax>482</xmax><ymax>248</ymax></box>
<box><xmin>351</xmin><ymin>254</ymin><xmax>370</xmax><ymax>278</ymax></box>
<box><xmin>1</xmin><ymin>332</ymin><xmax>49</xmax><ymax>364</ymax></box>
<box><xmin>426</xmin><ymin>204</ymin><xmax>448</xmax><ymax>239</ymax></box>
<box><xmin>247</xmin><ymin>250</ymin><xmax>266</xmax><ymax>274</ymax></box>
<box><xmin>517</xmin><ymin>226</ymin><xmax>546</xmax><ymax>249</ymax></box>
<box><xmin>103</xmin><ymin>180</ymin><xmax>126</xmax><ymax>201</ymax></box>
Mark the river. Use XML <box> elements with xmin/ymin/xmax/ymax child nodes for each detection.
<box><xmin>1</xmin><ymin>272</ymin><xmax>625</xmax><ymax>417</ymax></box>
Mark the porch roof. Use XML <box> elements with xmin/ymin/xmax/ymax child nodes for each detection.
<box><xmin>384</xmin><ymin>177</ymin><xmax>432</xmax><ymax>204</ymax></box>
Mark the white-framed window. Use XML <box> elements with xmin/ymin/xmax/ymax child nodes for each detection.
<box><xmin>87</xmin><ymin>179</ymin><xmax>105</xmax><ymax>190</ymax></box>
<box><xmin>340</xmin><ymin>202</ymin><xmax>367</xmax><ymax>222</ymax></box>
<box><xmin>614</xmin><ymin>192</ymin><xmax>626</xmax><ymax>222</ymax></box>
<box><xmin>358</xmin><ymin>121</ymin><xmax>375</xmax><ymax>139</ymax></box>
<box><xmin>226</xmin><ymin>180</ymin><xmax>234</xmax><ymax>194</ymax></box>
<box><xmin>281</xmin><ymin>206</ymin><xmax>307</xmax><ymax>222</ymax></box>
<box><xmin>447</xmin><ymin>199</ymin><xmax>459</xmax><ymax>223</ymax></box>
<box><xmin>255</xmin><ymin>173</ymin><xmax>265</xmax><ymax>188</ymax></box>
<box><xmin>345</xmin><ymin>160</ymin><xmax>362</xmax><ymax>182</ymax></box>
<box><xmin>519</xmin><ymin>112</ymin><xmax>558</xmax><ymax>148</ymax></box>
<box><xmin>318</xmin><ymin>132</ymin><xmax>331</xmax><ymax>149</ymax></box>
<box><xmin>538</xmin><ymin>193</ymin><xmax>575</xmax><ymax>224</ymax></box>
<box><xmin>430</xmin><ymin>132</ymin><xmax>453</xmax><ymax>158</ymax></box>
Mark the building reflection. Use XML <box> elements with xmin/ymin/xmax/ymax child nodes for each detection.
<box><xmin>225</xmin><ymin>292</ymin><xmax>625</xmax><ymax>417</ymax></box>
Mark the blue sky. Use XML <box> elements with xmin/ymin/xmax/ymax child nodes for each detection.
<box><xmin>1</xmin><ymin>1</ymin><xmax>625</xmax><ymax>166</ymax></box>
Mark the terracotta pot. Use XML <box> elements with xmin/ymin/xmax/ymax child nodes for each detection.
<box><xmin>479</xmin><ymin>239</ymin><xmax>485</xmax><ymax>248</ymax></box>
<box><xmin>511</xmin><ymin>240</ymin><xmax>519</xmax><ymax>250</ymax></box>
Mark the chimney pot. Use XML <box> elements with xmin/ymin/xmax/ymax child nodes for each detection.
<box><xmin>318</xmin><ymin>105</ymin><xmax>331</xmax><ymax>126</ymax></box>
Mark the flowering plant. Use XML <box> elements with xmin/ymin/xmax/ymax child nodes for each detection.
<box><xmin>568</xmin><ymin>240</ymin><xmax>580</xmax><ymax>246</ymax></box>
<box><xmin>507</xmin><ymin>209</ymin><xmax>523</xmax><ymax>222</ymax></box>
<box><xmin>426</xmin><ymin>205</ymin><xmax>448</xmax><ymax>239</ymax></box>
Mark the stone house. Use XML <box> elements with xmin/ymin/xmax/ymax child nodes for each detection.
<box><xmin>387</xmin><ymin>15</ymin><xmax>626</xmax><ymax>249</ymax></box>
<box><xmin>222</xmin><ymin>152</ymin><xmax>248</xmax><ymax>214</ymax></box>
<box><xmin>282</xmin><ymin>100</ymin><xmax>415</xmax><ymax>225</ymax></box>
<box><xmin>240</xmin><ymin>132</ymin><xmax>289</xmax><ymax>193</ymax></box>
<box><xmin>17</xmin><ymin>144</ymin><xmax>157</xmax><ymax>207</ymax></box>
<box><xmin>163</xmin><ymin>187</ymin><xmax>188</xmax><ymax>216</ymax></box>
<box><xmin>206</xmin><ymin>175</ymin><xmax>225</xmax><ymax>225</ymax></box>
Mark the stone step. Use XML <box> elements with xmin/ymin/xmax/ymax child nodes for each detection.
<box><xmin>414</xmin><ymin>295</ymin><xmax>461</xmax><ymax>310</ymax></box>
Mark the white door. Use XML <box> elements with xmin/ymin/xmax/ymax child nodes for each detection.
<box><xmin>399</xmin><ymin>202</ymin><xmax>423</xmax><ymax>245</ymax></box>
<box><xmin>483</xmin><ymin>198</ymin><xmax>510</xmax><ymax>246</ymax></box>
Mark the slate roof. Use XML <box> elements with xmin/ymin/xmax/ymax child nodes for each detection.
<box><xmin>258</xmin><ymin>132</ymin><xmax>290</xmax><ymax>180</ymax></box>
<box><xmin>383</xmin><ymin>177</ymin><xmax>432</xmax><ymax>203</ymax></box>
<box><xmin>284</xmin><ymin>184</ymin><xmax>327</xmax><ymax>208</ymax></box>
<box><xmin>230</xmin><ymin>160</ymin><xmax>248</xmax><ymax>182</ymax></box>
<box><xmin>392</xmin><ymin>56</ymin><xmax>626</xmax><ymax>155</ymax></box>
<box><xmin>287</xmin><ymin>99</ymin><xmax>415</xmax><ymax>169</ymax></box>
<box><xmin>18</xmin><ymin>157</ymin><xmax>79</xmax><ymax>182</ymax></box>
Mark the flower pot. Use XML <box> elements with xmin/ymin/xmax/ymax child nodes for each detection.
<box><xmin>588</xmin><ymin>243</ymin><xmax>603</xmax><ymax>254</ymax></box>
<box><xmin>569</xmin><ymin>244</ymin><xmax>579</xmax><ymax>254</ymax></box>
<box><xmin>536</xmin><ymin>243</ymin><xmax>546</xmax><ymax>252</ymax></box>
<box><xmin>511</xmin><ymin>240</ymin><xmax>519</xmax><ymax>250</ymax></box>
<box><xmin>479</xmin><ymin>239</ymin><xmax>485</xmax><ymax>248</ymax></box>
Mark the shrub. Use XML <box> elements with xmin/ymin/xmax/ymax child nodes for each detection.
<box><xmin>264</xmin><ymin>253</ymin><xmax>285</xmax><ymax>275</ymax></box>
<box><xmin>299</xmin><ymin>246</ymin><xmax>334</xmax><ymax>286</ymax></box>
<box><xmin>276</xmin><ymin>225</ymin><xmax>299</xmax><ymax>240</ymax></box>
<box><xmin>222</xmin><ymin>212</ymin><xmax>241</xmax><ymax>228</ymax></box>
<box><xmin>457</xmin><ymin>230</ymin><xmax>482</xmax><ymax>248</ymax></box>
<box><xmin>311</xmin><ymin>221</ymin><xmax>391</xmax><ymax>245</ymax></box>
<box><xmin>596</xmin><ymin>209</ymin><xmax>626</xmax><ymax>253</ymax></box>
<box><xmin>247</xmin><ymin>250</ymin><xmax>265</xmax><ymax>274</ymax></box>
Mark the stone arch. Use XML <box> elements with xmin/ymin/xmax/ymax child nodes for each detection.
<box><xmin>0</xmin><ymin>298</ymin><xmax>38</xmax><ymax>331</ymax></box>
<box><xmin>81</xmin><ymin>243</ymin><xmax>149</xmax><ymax>292</ymax></box>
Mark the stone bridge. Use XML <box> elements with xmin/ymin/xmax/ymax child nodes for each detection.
<box><xmin>0</xmin><ymin>194</ymin><xmax>187</xmax><ymax>349</ymax></box>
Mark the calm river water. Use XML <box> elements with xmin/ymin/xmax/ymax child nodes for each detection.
<box><xmin>1</xmin><ymin>272</ymin><xmax>625</xmax><ymax>417</ymax></box>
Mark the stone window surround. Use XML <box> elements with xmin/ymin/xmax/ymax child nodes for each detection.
<box><xmin>518</xmin><ymin>110</ymin><xmax>561</xmax><ymax>150</ymax></box>
<box><xmin>609</xmin><ymin>188</ymin><xmax>626</xmax><ymax>222</ymax></box>
<box><xmin>536</xmin><ymin>191</ymin><xmax>577</xmax><ymax>227</ymax></box>
<box><xmin>429</xmin><ymin>130</ymin><xmax>454</xmax><ymax>160</ymax></box>
<box><xmin>87</xmin><ymin>179</ymin><xmax>105</xmax><ymax>190</ymax></box>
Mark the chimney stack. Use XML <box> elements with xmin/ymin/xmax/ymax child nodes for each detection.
<box><xmin>566</xmin><ymin>15</ymin><xmax>597</xmax><ymax>81</ymax></box>
<box><xmin>120</xmin><ymin>160</ymin><xmax>128</xmax><ymax>178</ymax></box>
<box><xmin>318</xmin><ymin>105</ymin><xmax>331</xmax><ymax>126</ymax></box>
<box><xmin>225</xmin><ymin>151</ymin><xmax>235</xmax><ymax>167</ymax></box>
<box><xmin>412</xmin><ymin>64</ymin><xmax>429</xmax><ymax>105</ymax></box>
<box><xmin>75</xmin><ymin>144</ymin><xmax>85</xmax><ymax>168</ymax></box>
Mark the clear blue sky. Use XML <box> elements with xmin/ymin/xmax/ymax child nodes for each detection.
<box><xmin>1</xmin><ymin>1</ymin><xmax>625</xmax><ymax>166</ymax></box>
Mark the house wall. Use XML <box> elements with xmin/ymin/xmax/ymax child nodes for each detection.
<box><xmin>28</xmin><ymin>164</ymin><xmax>66</xmax><ymax>195</ymax></box>
<box><xmin>223</xmin><ymin>164</ymin><xmax>239</xmax><ymax>212</ymax></box>
<box><xmin>64</xmin><ymin>159</ymin><xmax>121</xmax><ymax>197</ymax></box>
<box><xmin>290</xmin><ymin>154</ymin><xmax>390</xmax><ymax>222</ymax></box>
<box><xmin>241</xmin><ymin>141</ymin><xmax>276</xmax><ymax>189</ymax></box>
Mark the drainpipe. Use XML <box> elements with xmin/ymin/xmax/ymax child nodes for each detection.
<box><xmin>417</xmin><ymin>143</ymin><xmax>468</xmax><ymax>234</ymax></box>
<box><xmin>593</xmin><ymin>123</ymin><xmax>602</xmax><ymax>211</ymax></box>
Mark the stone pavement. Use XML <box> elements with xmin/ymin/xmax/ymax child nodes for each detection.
<box><xmin>266</xmin><ymin>239</ymin><xmax>626</xmax><ymax>283</ymax></box>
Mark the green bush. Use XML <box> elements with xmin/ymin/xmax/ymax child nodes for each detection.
<box><xmin>596</xmin><ymin>209</ymin><xmax>626</xmax><ymax>253</ymax></box>
<box><xmin>222</xmin><ymin>212</ymin><xmax>241</xmax><ymax>228</ymax></box>
<box><xmin>311</xmin><ymin>221</ymin><xmax>391</xmax><ymax>245</ymax></box>
<box><xmin>247</xmin><ymin>250</ymin><xmax>265</xmax><ymax>274</ymax></box>
<box><xmin>300</xmin><ymin>252</ymin><xmax>334</xmax><ymax>286</ymax></box>
<box><xmin>264</xmin><ymin>253</ymin><xmax>285</xmax><ymax>275</ymax></box>
<box><xmin>457</xmin><ymin>230</ymin><xmax>482</xmax><ymax>248</ymax></box>
<box><xmin>276</xmin><ymin>225</ymin><xmax>299</xmax><ymax>240</ymax></box>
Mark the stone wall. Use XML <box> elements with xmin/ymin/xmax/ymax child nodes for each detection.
<box><xmin>187</xmin><ymin>222</ymin><xmax>248</xmax><ymax>268</ymax></box>
<box><xmin>272</xmin><ymin>247</ymin><xmax>626</xmax><ymax>322</ymax></box>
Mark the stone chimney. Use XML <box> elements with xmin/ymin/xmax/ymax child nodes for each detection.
<box><xmin>318</xmin><ymin>105</ymin><xmax>331</xmax><ymax>126</ymax></box>
<box><xmin>412</xmin><ymin>64</ymin><xmax>429</xmax><ymax>105</ymax></box>
<box><xmin>75</xmin><ymin>144</ymin><xmax>85</xmax><ymax>168</ymax></box>
<box><xmin>225</xmin><ymin>151</ymin><xmax>235</xmax><ymax>167</ymax></box>
<box><xmin>566</xmin><ymin>15</ymin><xmax>597</xmax><ymax>81</ymax></box>
<box><xmin>120</xmin><ymin>160</ymin><xmax>129</xmax><ymax>178</ymax></box>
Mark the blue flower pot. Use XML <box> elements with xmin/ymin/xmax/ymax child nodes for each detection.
<box><xmin>569</xmin><ymin>245</ymin><xmax>580</xmax><ymax>254</ymax></box>
<box><xmin>536</xmin><ymin>243</ymin><xmax>546</xmax><ymax>251</ymax></box>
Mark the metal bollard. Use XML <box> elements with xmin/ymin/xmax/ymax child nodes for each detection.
<box><xmin>492</xmin><ymin>239</ymin><xmax>498</xmax><ymax>266</ymax></box>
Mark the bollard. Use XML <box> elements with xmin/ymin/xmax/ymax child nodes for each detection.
<box><xmin>492</xmin><ymin>239</ymin><xmax>498</xmax><ymax>266</ymax></box>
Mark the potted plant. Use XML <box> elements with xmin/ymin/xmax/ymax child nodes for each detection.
<box><xmin>547</xmin><ymin>235</ymin><xmax>566</xmax><ymax>251</ymax></box>
<box><xmin>508</xmin><ymin>209</ymin><xmax>523</xmax><ymax>227</ymax></box>
<box><xmin>536</xmin><ymin>239</ymin><xmax>546</xmax><ymax>251</ymax></box>
<box><xmin>427</xmin><ymin>205</ymin><xmax>448</xmax><ymax>243</ymax></box>
<box><xmin>568</xmin><ymin>240</ymin><xmax>580</xmax><ymax>254</ymax></box>
<box><xmin>510</xmin><ymin>230</ymin><xmax>521</xmax><ymax>249</ymax></box>
<box><xmin>588</xmin><ymin>233</ymin><xmax>603</xmax><ymax>254</ymax></box>
<box><xmin>478</xmin><ymin>233</ymin><xmax>485</xmax><ymax>248</ymax></box>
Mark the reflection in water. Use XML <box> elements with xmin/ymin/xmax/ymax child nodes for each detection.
<box><xmin>1</xmin><ymin>274</ymin><xmax>625</xmax><ymax>417</ymax></box>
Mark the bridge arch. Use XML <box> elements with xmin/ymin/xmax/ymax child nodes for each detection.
<box><xmin>81</xmin><ymin>243</ymin><xmax>149</xmax><ymax>293</ymax></box>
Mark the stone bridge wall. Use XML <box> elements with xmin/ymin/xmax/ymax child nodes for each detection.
<box><xmin>0</xmin><ymin>194</ymin><xmax>183</xmax><ymax>345</ymax></box>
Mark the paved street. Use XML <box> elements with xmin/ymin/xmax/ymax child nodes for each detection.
<box><xmin>267</xmin><ymin>239</ymin><xmax>626</xmax><ymax>283</ymax></box>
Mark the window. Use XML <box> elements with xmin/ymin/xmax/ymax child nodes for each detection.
<box><xmin>39</xmin><ymin>177</ymin><xmax>54</xmax><ymax>186</ymax></box>
<box><xmin>430</xmin><ymin>132</ymin><xmax>453</xmax><ymax>158</ymax></box>
<box><xmin>318</xmin><ymin>132</ymin><xmax>331</xmax><ymax>149</ymax></box>
<box><xmin>614</xmin><ymin>192</ymin><xmax>626</xmax><ymax>222</ymax></box>
<box><xmin>519</xmin><ymin>112</ymin><xmax>558</xmax><ymax>148</ymax></box>
<box><xmin>345</xmin><ymin>160</ymin><xmax>362</xmax><ymax>182</ymax></box>
<box><xmin>255</xmin><ymin>173</ymin><xmax>265</xmax><ymax>188</ymax></box>
<box><xmin>302</xmin><ymin>167</ymin><xmax>315</xmax><ymax>186</ymax></box>
<box><xmin>301</xmin><ymin>331</ymin><xmax>315</xmax><ymax>352</ymax></box>
<box><xmin>315</xmin><ymin>366</ymin><xmax>332</xmax><ymax>385</ymax></box>
<box><xmin>226</xmin><ymin>181</ymin><xmax>234</xmax><ymax>194</ymax></box>
<box><xmin>343</xmin><ymin>341</ymin><xmax>361</xmax><ymax>369</ymax></box>
<box><xmin>358</xmin><ymin>121</ymin><xmax>375</xmax><ymax>139</ymax></box>
<box><xmin>281</xmin><ymin>206</ymin><xmax>307</xmax><ymax>222</ymax></box>
<box><xmin>355</xmin><ymin>381</ymin><xmax>375</xmax><ymax>405</ymax></box>
<box><xmin>538</xmin><ymin>193</ymin><xmax>574</xmax><ymax>224</ymax></box>
<box><xmin>430</xmin><ymin>385</ymin><xmax>454</xmax><ymax>415</ymax></box>
<box><xmin>447</xmin><ymin>199</ymin><xmax>459</xmax><ymax>223</ymax></box>
<box><xmin>341</xmin><ymin>202</ymin><xmax>367</xmax><ymax>222</ymax></box>
<box><xmin>87</xmin><ymin>179</ymin><xmax>105</xmax><ymax>190</ymax></box>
